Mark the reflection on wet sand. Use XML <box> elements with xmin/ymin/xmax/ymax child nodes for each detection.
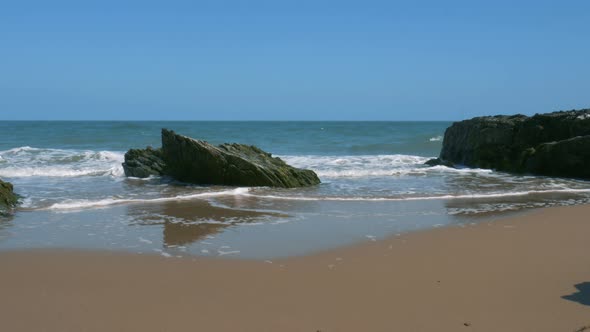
<box><xmin>126</xmin><ymin>199</ymin><xmax>290</xmax><ymax>247</ymax></box>
<box><xmin>162</xmin><ymin>222</ymin><xmax>225</xmax><ymax>247</ymax></box>
<box><xmin>0</xmin><ymin>215</ymin><xmax>12</xmax><ymax>229</ymax></box>
<box><xmin>0</xmin><ymin>215</ymin><xmax>13</xmax><ymax>240</ymax></box>
<box><xmin>440</xmin><ymin>172</ymin><xmax>590</xmax><ymax>219</ymax></box>
<box><xmin>444</xmin><ymin>191</ymin><xmax>589</xmax><ymax>219</ymax></box>
<box><xmin>213</xmin><ymin>192</ymin><xmax>324</xmax><ymax>213</ymax></box>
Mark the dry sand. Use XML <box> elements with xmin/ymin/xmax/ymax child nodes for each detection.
<box><xmin>1</xmin><ymin>204</ymin><xmax>590</xmax><ymax>332</ymax></box>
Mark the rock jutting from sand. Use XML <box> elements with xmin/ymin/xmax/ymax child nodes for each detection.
<box><xmin>123</xmin><ymin>129</ymin><xmax>321</xmax><ymax>188</ymax></box>
<box><xmin>0</xmin><ymin>179</ymin><xmax>18</xmax><ymax>215</ymax></box>
<box><xmin>426</xmin><ymin>108</ymin><xmax>590</xmax><ymax>179</ymax></box>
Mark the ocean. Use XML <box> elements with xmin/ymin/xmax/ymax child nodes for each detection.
<box><xmin>1</xmin><ymin>121</ymin><xmax>589</xmax><ymax>258</ymax></box>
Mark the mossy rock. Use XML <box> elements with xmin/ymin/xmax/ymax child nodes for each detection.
<box><xmin>0</xmin><ymin>179</ymin><xmax>18</xmax><ymax>215</ymax></box>
<box><xmin>122</xmin><ymin>129</ymin><xmax>321</xmax><ymax>188</ymax></box>
<box><xmin>161</xmin><ymin>129</ymin><xmax>320</xmax><ymax>188</ymax></box>
<box><xmin>122</xmin><ymin>146</ymin><xmax>166</xmax><ymax>178</ymax></box>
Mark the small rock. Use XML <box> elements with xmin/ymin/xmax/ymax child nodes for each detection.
<box><xmin>0</xmin><ymin>179</ymin><xmax>18</xmax><ymax>215</ymax></box>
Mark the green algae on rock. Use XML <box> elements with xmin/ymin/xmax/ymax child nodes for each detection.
<box><xmin>0</xmin><ymin>179</ymin><xmax>18</xmax><ymax>215</ymax></box>
<box><xmin>122</xmin><ymin>147</ymin><xmax>166</xmax><ymax>178</ymax></box>
<box><xmin>123</xmin><ymin>129</ymin><xmax>321</xmax><ymax>188</ymax></box>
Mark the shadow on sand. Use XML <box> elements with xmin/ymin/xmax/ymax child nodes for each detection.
<box><xmin>562</xmin><ymin>282</ymin><xmax>590</xmax><ymax>306</ymax></box>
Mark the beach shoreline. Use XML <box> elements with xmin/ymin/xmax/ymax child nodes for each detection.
<box><xmin>1</xmin><ymin>204</ymin><xmax>590</xmax><ymax>332</ymax></box>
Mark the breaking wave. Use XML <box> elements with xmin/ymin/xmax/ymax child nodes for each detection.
<box><xmin>47</xmin><ymin>187</ymin><xmax>250</xmax><ymax>210</ymax></box>
<box><xmin>240</xmin><ymin>188</ymin><xmax>590</xmax><ymax>202</ymax></box>
<box><xmin>0</xmin><ymin>148</ymin><xmax>488</xmax><ymax>180</ymax></box>
<box><xmin>0</xmin><ymin>146</ymin><xmax>124</xmax><ymax>178</ymax></box>
<box><xmin>279</xmin><ymin>154</ymin><xmax>491</xmax><ymax>178</ymax></box>
<box><xmin>43</xmin><ymin>187</ymin><xmax>590</xmax><ymax>211</ymax></box>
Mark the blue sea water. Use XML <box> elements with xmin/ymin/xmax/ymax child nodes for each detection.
<box><xmin>1</xmin><ymin>121</ymin><xmax>589</xmax><ymax>258</ymax></box>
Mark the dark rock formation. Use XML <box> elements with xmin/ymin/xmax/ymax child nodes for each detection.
<box><xmin>123</xmin><ymin>129</ymin><xmax>321</xmax><ymax>188</ymax></box>
<box><xmin>122</xmin><ymin>147</ymin><xmax>166</xmax><ymax>178</ymax></box>
<box><xmin>161</xmin><ymin>129</ymin><xmax>320</xmax><ymax>187</ymax></box>
<box><xmin>523</xmin><ymin>135</ymin><xmax>590</xmax><ymax>179</ymax></box>
<box><xmin>0</xmin><ymin>179</ymin><xmax>18</xmax><ymax>214</ymax></box>
<box><xmin>429</xmin><ymin>109</ymin><xmax>590</xmax><ymax>179</ymax></box>
<box><xmin>424</xmin><ymin>158</ymin><xmax>455</xmax><ymax>168</ymax></box>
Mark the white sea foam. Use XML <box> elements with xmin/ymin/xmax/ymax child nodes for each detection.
<box><xmin>1</xmin><ymin>146</ymin><xmax>36</xmax><ymax>154</ymax></box>
<box><xmin>429</xmin><ymin>136</ymin><xmax>443</xmax><ymax>142</ymax></box>
<box><xmin>240</xmin><ymin>188</ymin><xmax>590</xmax><ymax>202</ymax></box>
<box><xmin>218</xmin><ymin>250</ymin><xmax>241</xmax><ymax>256</ymax></box>
<box><xmin>280</xmin><ymin>154</ymin><xmax>432</xmax><ymax>178</ymax></box>
<box><xmin>279</xmin><ymin>154</ymin><xmax>494</xmax><ymax>178</ymax></box>
<box><xmin>0</xmin><ymin>166</ymin><xmax>123</xmax><ymax>178</ymax></box>
<box><xmin>42</xmin><ymin>184</ymin><xmax>590</xmax><ymax>211</ymax></box>
<box><xmin>138</xmin><ymin>237</ymin><xmax>153</xmax><ymax>244</ymax></box>
<box><xmin>427</xmin><ymin>165</ymin><xmax>494</xmax><ymax>174</ymax></box>
<box><xmin>46</xmin><ymin>187</ymin><xmax>250</xmax><ymax>210</ymax></box>
<box><xmin>8</xmin><ymin>146</ymin><xmax>590</xmax><ymax>215</ymax></box>
<box><xmin>282</xmin><ymin>154</ymin><xmax>430</xmax><ymax>168</ymax></box>
<box><xmin>19</xmin><ymin>197</ymin><xmax>34</xmax><ymax>208</ymax></box>
<box><xmin>0</xmin><ymin>146</ymin><xmax>125</xmax><ymax>178</ymax></box>
<box><xmin>0</xmin><ymin>147</ymin><xmax>482</xmax><ymax>180</ymax></box>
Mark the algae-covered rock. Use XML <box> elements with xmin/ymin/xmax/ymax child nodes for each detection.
<box><xmin>433</xmin><ymin>109</ymin><xmax>590</xmax><ymax>179</ymax></box>
<box><xmin>0</xmin><ymin>179</ymin><xmax>18</xmax><ymax>214</ymax></box>
<box><xmin>161</xmin><ymin>129</ymin><xmax>320</xmax><ymax>188</ymax></box>
<box><xmin>122</xmin><ymin>147</ymin><xmax>166</xmax><ymax>178</ymax></box>
<box><xmin>122</xmin><ymin>129</ymin><xmax>321</xmax><ymax>188</ymax></box>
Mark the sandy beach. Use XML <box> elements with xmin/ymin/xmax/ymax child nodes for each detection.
<box><xmin>1</xmin><ymin>204</ymin><xmax>589</xmax><ymax>332</ymax></box>
<box><xmin>3</xmin><ymin>1</ymin><xmax>589</xmax><ymax>330</ymax></box>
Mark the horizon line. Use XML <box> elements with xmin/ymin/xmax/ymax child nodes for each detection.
<box><xmin>0</xmin><ymin>119</ymin><xmax>458</xmax><ymax>122</ymax></box>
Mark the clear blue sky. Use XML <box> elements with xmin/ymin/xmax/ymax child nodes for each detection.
<box><xmin>1</xmin><ymin>0</ymin><xmax>589</xmax><ymax>120</ymax></box>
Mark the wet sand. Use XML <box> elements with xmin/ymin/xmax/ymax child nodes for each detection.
<box><xmin>1</xmin><ymin>205</ymin><xmax>590</xmax><ymax>332</ymax></box>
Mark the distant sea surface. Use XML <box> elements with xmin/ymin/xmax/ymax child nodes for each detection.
<box><xmin>1</xmin><ymin>121</ymin><xmax>589</xmax><ymax>258</ymax></box>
